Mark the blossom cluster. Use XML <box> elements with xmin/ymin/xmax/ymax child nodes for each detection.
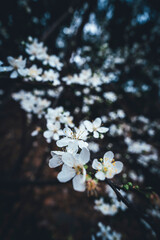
<box><xmin>2</xmin><ymin>37</ymin><xmax>158</xmax><ymax>186</ymax></box>
<box><xmin>2</xmin><ymin>37</ymin><xmax>63</xmax><ymax>86</ymax></box>
<box><xmin>0</xmin><ymin>13</ymin><xmax>159</xmax><ymax>238</ymax></box>
<box><xmin>62</xmin><ymin>69</ymin><xmax>117</xmax><ymax>88</ymax></box>
<box><xmin>94</xmin><ymin>187</ymin><xmax>127</xmax><ymax>216</ymax></box>
<box><xmin>1</xmin><ymin>36</ymin><xmax>119</xmax><ymax>92</ymax></box>
<box><xmin>12</xmin><ymin>90</ymin><xmax>51</xmax><ymax>118</ymax></box>
<box><xmin>48</xmin><ymin>118</ymin><xmax>123</xmax><ymax>192</ymax></box>
<box><xmin>43</xmin><ymin>107</ymin><xmax>74</xmax><ymax>142</ymax></box>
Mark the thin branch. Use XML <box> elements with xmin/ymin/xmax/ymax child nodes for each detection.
<box><xmin>41</xmin><ymin>9</ymin><xmax>72</xmax><ymax>42</ymax></box>
<box><xmin>106</xmin><ymin>179</ymin><xmax>159</xmax><ymax>240</ymax></box>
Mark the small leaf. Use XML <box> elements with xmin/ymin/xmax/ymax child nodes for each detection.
<box><xmin>128</xmin><ymin>182</ymin><xmax>133</xmax><ymax>187</ymax></box>
<box><xmin>123</xmin><ymin>184</ymin><xmax>129</xmax><ymax>190</ymax></box>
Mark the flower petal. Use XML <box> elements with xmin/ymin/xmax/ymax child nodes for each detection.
<box><xmin>114</xmin><ymin>161</ymin><xmax>123</xmax><ymax>174</ymax></box>
<box><xmin>56</xmin><ymin>137</ymin><xmax>70</xmax><ymax>147</ymax></box>
<box><xmin>103</xmin><ymin>151</ymin><xmax>114</xmax><ymax>162</ymax></box>
<box><xmin>57</xmin><ymin>164</ymin><xmax>76</xmax><ymax>182</ymax></box>
<box><xmin>43</xmin><ymin>130</ymin><xmax>53</xmax><ymax>138</ymax></box>
<box><xmin>63</xmin><ymin>127</ymin><xmax>72</xmax><ymax>137</ymax></box>
<box><xmin>7</xmin><ymin>56</ymin><xmax>14</xmax><ymax>65</ymax></box>
<box><xmin>51</xmin><ymin>150</ymin><xmax>64</xmax><ymax>156</ymax></box>
<box><xmin>82</xmin><ymin>167</ymin><xmax>87</xmax><ymax>182</ymax></box>
<box><xmin>47</xmin><ymin>121</ymin><xmax>54</xmax><ymax>131</ymax></box>
<box><xmin>49</xmin><ymin>155</ymin><xmax>62</xmax><ymax>168</ymax></box>
<box><xmin>10</xmin><ymin>71</ymin><xmax>18</xmax><ymax>78</ymax></box>
<box><xmin>93</xmin><ymin>131</ymin><xmax>99</xmax><ymax>138</ymax></box>
<box><xmin>53</xmin><ymin>133</ymin><xmax>59</xmax><ymax>140</ymax></box>
<box><xmin>62</xmin><ymin>152</ymin><xmax>75</xmax><ymax>167</ymax></box>
<box><xmin>18</xmin><ymin>68</ymin><xmax>27</xmax><ymax>76</ymax></box>
<box><xmin>72</xmin><ymin>175</ymin><xmax>86</xmax><ymax>192</ymax></box>
<box><xmin>95</xmin><ymin>171</ymin><xmax>105</xmax><ymax>180</ymax></box>
<box><xmin>106</xmin><ymin>170</ymin><xmax>115</xmax><ymax>179</ymax></box>
<box><xmin>84</xmin><ymin>120</ymin><xmax>93</xmax><ymax>132</ymax></box>
<box><xmin>97</xmin><ymin>127</ymin><xmax>109</xmax><ymax>133</ymax></box>
<box><xmin>79</xmin><ymin>147</ymin><xmax>90</xmax><ymax>165</ymax></box>
<box><xmin>93</xmin><ymin>118</ymin><xmax>101</xmax><ymax>128</ymax></box>
<box><xmin>92</xmin><ymin>159</ymin><xmax>102</xmax><ymax>170</ymax></box>
<box><xmin>78</xmin><ymin>140</ymin><xmax>88</xmax><ymax>149</ymax></box>
<box><xmin>66</xmin><ymin>142</ymin><xmax>78</xmax><ymax>154</ymax></box>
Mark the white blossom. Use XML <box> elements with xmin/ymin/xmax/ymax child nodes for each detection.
<box><xmin>43</xmin><ymin>121</ymin><xmax>64</xmax><ymax>142</ymax></box>
<box><xmin>24</xmin><ymin>65</ymin><xmax>43</xmax><ymax>81</ymax></box>
<box><xmin>49</xmin><ymin>142</ymin><xmax>79</xmax><ymax>169</ymax></box>
<box><xmin>92</xmin><ymin>151</ymin><xmax>123</xmax><ymax>180</ymax></box>
<box><xmin>7</xmin><ymin>56</ymin><xmax>26</xmax><ymax>78</ymax></box>
<box><xmin>57</xmin><ymin>148</ymin><xmax>90</xmax><ymax>192</ymax></box>
<box><xmin>84</xmin><ymin>118</ymin><xmax>108</xmax><ymax>138</ymax></box>
<box><xmin>56</xmin><ymin>125</ymin><xmax>88</xmax><ymax>150</ymax></box>
<box><xmin>97</xmin><ymin>222</ymin><xmax>122</xmax><ymax>240</ymax></box>
<box><xmin>41</xmin><ymin>69</ymin><xmax>60</xmax><ymax>85</ymax></box>
<box><xmin>26</xmin><ymin>38</ymin><xmax>47</xmax><ymax>61</ymax></box>
<box><xmin>43</xmin><ymin>55</ymin><xmax>63</xmax><ymax>70</ymax></box>
<box><xmin>88</xmin><ymin>142</ymin><xmax>100</xmax><ymax>153</ymax></box>
<box><xmin>12</xmin><ymin>90</ymin><xmax>50</xmax><ymax>118</ymax></box>
<box><xmin>103</xmin><ymin>92</ymin><xmax>117</xmax><ymax>102</ymax></box>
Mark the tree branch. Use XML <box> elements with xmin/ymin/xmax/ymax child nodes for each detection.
<box><xmin>106</xmin><ymin>179</ymin><xmax>159</xmax><ymax>240</ymax></box>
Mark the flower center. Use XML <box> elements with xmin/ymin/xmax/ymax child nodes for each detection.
<box><xmin>93</xmin><ymin>127</ymin><xmax>97</xmax><ymax>131</ymax></box>
<box><xmin>55</xmin><ymin>116</ymin><xmax>60</xmax><ymax>121</ymax></box>
<box><xmin>103</xmin><ymin>166</ymin><xmax>108</xmax><ymax>172</ymax></box>
<box><xmin>74</xmin><ymin>165</ymin><xmax>83</xmax><ymax>175</ymax></box>
<box><xmin>29</xmin><ymin>69</ymin><xmax>38</xmax><ymax>76</ymax></box>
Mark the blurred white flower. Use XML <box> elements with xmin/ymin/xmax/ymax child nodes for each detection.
<box><xmin>7</xmin><ymin>56</ymin><xmax>26</xmax><ymax>78</ymax></box>
<box><xmin>43</xmin><ymin>55</ymin><xmax>63</xmax><ymax>70</ymax></box>
<box><xmin>88</xmin><ymin>142</ymin><xmax>99</xmax><ymax>153</ymax></box>
<box><xmin>43</xmin><ymin>121</ymin><xmax>64</xmax><ymax>142</ymax></box>
<box><xmin>42</xmin><ymin>69</ymin><xmax>60</xmax><ymax>85</ymax></box>
<box><xmin>26</xmin><ymin>38</ymin><xmax>47</xmax><ymax>61</ymax></box>
<box><xmin>97</xmin><ymin>222</ymin><xmax>122</xmax><ymax>240</ymax></box>
<box><xmin>103</xmin><ymin>92</ymin><xmax>117</xmax><ymax>102</ymax></box>
<box><xmin>26</xmin><ymin>64</ymin><xmax>43</xmax><ymax>80</ymax></box>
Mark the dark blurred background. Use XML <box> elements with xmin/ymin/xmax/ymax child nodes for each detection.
<box><xmin>0</xmin><ymin>0</ymin><xmax>160</xmax><ymax>240</ymax></box>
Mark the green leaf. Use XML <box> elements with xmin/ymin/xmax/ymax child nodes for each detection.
<box><xmin>123</xmin><ymin>184</ymin><xmax>129</xmax><ymax>190</ymax></box>
<box><xmin>128</xmin><ymin>182</ymin><xmax>133</xmax><ymax>187</ymax></box>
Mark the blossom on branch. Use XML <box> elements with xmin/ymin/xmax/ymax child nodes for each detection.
<box><xmin>7</xmin><ymin>56</ymin><xmax>26</xmax><ymax>78</ymax></box>
<box><xmin>56</xmin><ymin>125</ymin><xmax>88</xmax><ymax>149</ymax></box>
<box><xmin>57</xmin><ymin>148</ymin><xmax>90</xmax><ymax>192</ymax></box>
<box><xmin>92</xmin><ymin>151</ymin><xmax>123</xmax><ymax>180</ymax></box>
<box><xmin>84</xmin><ymin>117</ymin><xmax>109</xmax><ymax>138</ymax></box>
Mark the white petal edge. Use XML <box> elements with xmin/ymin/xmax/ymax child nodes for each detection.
<box><xmin>93</xmin><ymin>118</ymin><xmax>101</xmax><ymax>128</ymax></box>
<box><xmin>103</xmin><ymin>151</ymin><xmax>114</xmax><ymax>162</ymax></box>
<box><xmin>62</xmin><ymin>152</ymin><xmax>75</xmax><ymax>167</ymax></box>
<box><xmin>49</xmin><ymin>155</ymin><xmax>63</xmax><ymax>168</ymax></box>
<box><xmin>79</xmin><ymin>147</ymin><xmax>90</xmax><ymax>165</ymax></box>
<box><xmin>92</xmin><ymin>159</ymin><xmax>102</xmax><ymax>170</ymax></box>
<box><xmin>72</xmin><ymin>175</ymin><xmax>86</xmax><ymax>192</ymax></box>
<box><xmin>57</xmin><ymin>164</ymin><xmax>76</xmax><ymax>182</ymax></box>
<box><xmin>95</xmin><ymin>171</ymin><xmax>105</xmax><ymax>180</ymax></box>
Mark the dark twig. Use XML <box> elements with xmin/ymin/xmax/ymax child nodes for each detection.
<box><xmin>106</xmin><ymin>179</ymin><xmax>159</xmax><ymax>240</ymax></box>
<box><xmin>41</xmin><ymin>9</ymin><xmax>72</xmax><ymax>42</ymax></box>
